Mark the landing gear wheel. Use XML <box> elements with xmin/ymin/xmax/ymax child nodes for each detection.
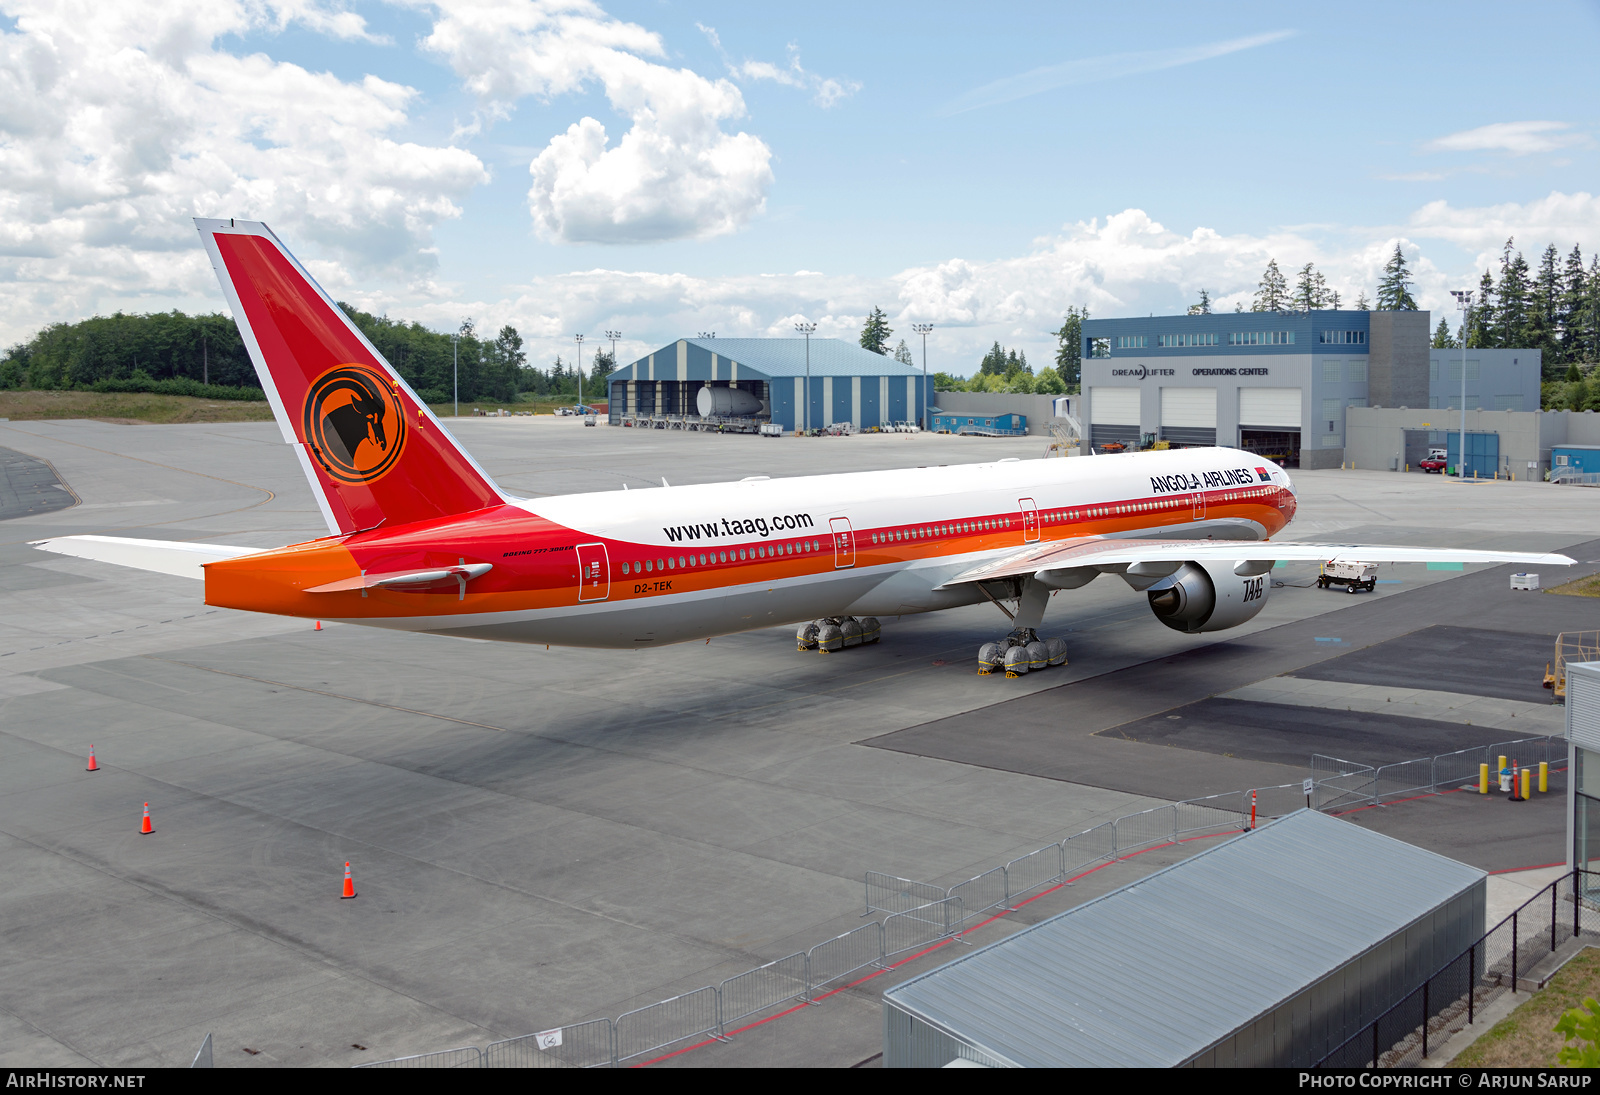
<box><xmin>978</xmin><ymin>629</ymin><xmax>1069</xmax><ymax>677</ymax></box>
<box><xmin>799</xmin><ymin>616</ymin><xmax>880</xmax><ymax>653</ymax></box>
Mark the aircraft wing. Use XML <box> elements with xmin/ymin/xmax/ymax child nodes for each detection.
<box><xmin>938</xmin><ymin>537</ymin><xmax>1576</xmax><ymax>588</ymax></box>
<box><xmin>31</xmin><ymin>536</ymin><xmax>263</xmax><ymax>580</ymax></box>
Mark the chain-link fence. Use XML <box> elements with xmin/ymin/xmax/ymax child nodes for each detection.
<box><xmin>1316</xmin><ymin>870</ymin><xmax>1600</xmax><ymax>1068</ymax></box>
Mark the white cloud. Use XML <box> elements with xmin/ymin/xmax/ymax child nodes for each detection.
<box><xmin>1407</xmin><ymin>191</ymin><xmax>1600</xmax><ymax>261</ymax></box>
<box><xmin>698</xmin><ymin>24</ymin><xmax>860</xmax><ymax>108</ymax></box>
<box><xmin>0</xmin><ymin>0</ymin><xmax>486</xmax><ymax>341</ymax></box>
<box><xmin>423</xmin><ymin>2</ymin><xmax>773</xmax><ymax>244</ymax></box>
<box><xmin>1423</xmin><ymin>121</ymin><xmax>1586</xmax><ymax>156</ymax></box>
<box><xmin>942</xmin><ymin>30</ymin><xmax>1295</xmax><ymax>115</ymax></box>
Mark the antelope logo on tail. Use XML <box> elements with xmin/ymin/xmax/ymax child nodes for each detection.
<box><xmin>302</xmin><ymin>364</ymin><xmax>408</xmax><ymax>484</ymax></box>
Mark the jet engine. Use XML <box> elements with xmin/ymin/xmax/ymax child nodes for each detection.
<box><xmin>1145</xmin><ymin>560</ymin><xmax>1271</xmax><ymax>634</ymax></box>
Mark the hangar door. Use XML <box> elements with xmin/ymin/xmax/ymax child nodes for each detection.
<box><xmin>1239</xmin><ymin>387</ymin><xmax>1302</xmax><ymax>468</ymax></box>
<box><xmin>1089</xmin><ymin>387</ymin><xmax>1140</xmax><ymax>449</ymax></box>
<box><xmin>1160</xmin><ymin>387</ymin><xmax>1216</xmax><ymax>446</ymax></box>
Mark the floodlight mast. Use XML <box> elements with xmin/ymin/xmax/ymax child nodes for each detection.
<box><xmin>911</xmin><ymin>323</ymin><xmax>933</xmax><ymax>430</ymax></box>
<box><xmin>1450</xmin><ymin>290</ymin><xmax>1472</xmax><ymax>478</ymax></box>
<box><xmin>451</xmin><ymin>331</ymin><xmax>459</xmax><ymax>417</ymax></box>
<box><xmin>574</xmin><ymin>334</ymin><xmax>584</xmax><ymax>410</ymax></box>
<box><xmin>795</xmin><ymin>322</ymin><xmax>817</xmax><ymax>434</ymax></box>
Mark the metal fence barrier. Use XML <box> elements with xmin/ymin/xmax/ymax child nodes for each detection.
<box><xmin>1114</xmin><ymin>804</ymin><xmax>1177</xmax><ymax>854</ymax></box>
<box><xmin>482</xmin><ymin>1019</ymin><xmax>614</xmax><ymax>1068</ymax></box>
<box><xmin>807</xmin><ymin>921</ymin><xmax>885</xmax><ymax>990</ymax></box>
<box><xmin>614</xmin><ymin>986</ymin><xmax>722</xmax><ymax>1065</ymax></box>
<box><xmin>946</xmin><ymin>867</ymin><xmax>1007</xmax><ymax>928</ymax></box>
<box><xmin>1316</xmin><ymin>870</ymin><xmax>1600</xmax><ymax>1067</ymax></box>
<box><xmin>865</xmin><ymin>871</ymin><xmax>944</xmax><ymax>916</ymax></box>
<box><xmin>719</xmin><ymin>953</ymin><xmax>810</xmax><ymax>1030</ymax></box>
<box><xmin>884</xmin><ymin>898</ymin><xmax>962</xmax><ymax>957</ymax></box>
<box><xmin>1311</xmin><ymin>754</ymin><xmax>1375</xmax><ymax>811</ymax></box>
<box><xmin>1373</xmin><ymin>758</ymin><xmax>1434</xmax><ymax>803</ymax></box>
<box><xmin>355</xmin><ymin>1046</ymin><xmax>484</xmax><ymax>1068</ymax></box>
<box><xmin>1005</xmin><ymin>845</ymin><xmax>1065</xmax><ymax>903</ymax></box>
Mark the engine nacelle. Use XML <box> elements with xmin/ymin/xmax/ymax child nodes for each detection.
<box><xmin>1146</xmin><ymin>560</ymin><xmax>1270</xmax><ymax>634</ymax></box>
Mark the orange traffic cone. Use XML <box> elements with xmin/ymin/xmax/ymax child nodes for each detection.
<box><xmin>86</xmin><ymin>746</ymin><xmax>99</xmax><ymax>772</ymax></box>
<box><xmin>340</xmin><ymin>861</ymin><xmax>356</xmax><ymax>899</ymax></box>
<box><xmin>139</xmin><ymin>803</ymin><xmax>153</xmax><ymax>834</ymax></box>
<box><xmin>314</xmin><ymin>620</ymin><xmax>322</xmax><ymax>631</ymax></box>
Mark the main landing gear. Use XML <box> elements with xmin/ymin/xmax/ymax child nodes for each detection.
<box><xmin>975</xmin><ymin>578</ymin><xmax>1069</xmax><ymax>678</ymax></box>
<box><xmin>797</xmin><ymin>616</ymin><xmax>882</xmax><ymax>652</ymax></box>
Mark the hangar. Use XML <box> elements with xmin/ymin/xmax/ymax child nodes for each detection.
<box><xmin>607</xmin><ymin>337</ymin><xmax>929</xmax><ymax>433</ymax></box>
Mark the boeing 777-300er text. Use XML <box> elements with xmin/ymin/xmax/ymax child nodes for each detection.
<box><xmin>32</xmin><ymin>219</ymin><xmax>1575</xmax><ymax>675</ymax></box>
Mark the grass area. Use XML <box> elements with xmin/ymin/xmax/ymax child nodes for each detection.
<box><xmin>1452</xmin><ymin>947</ymin><xmax>1600</xmax><ymax>1067</ymax></box>
<box><xmin>0</xmin><ymin>390</ymin><xmax>588</xmax><ymax>425</ymax></box>
<box><xmin>1547</xmin><ymin>573</ymin><xmax>1600</xmax><ymax>598</ymax></box>
<box><xmin>0</xmin><ymin>389</ymin><xmax>274</xmax><ymax>424</ymax></box>
<box><xmin>427</xmin><ymin>398</ymin><xmax>592</xmax><ymax>417</ymax></box>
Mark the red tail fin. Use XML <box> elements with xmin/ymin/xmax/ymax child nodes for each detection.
<box><xmin>197</xmin><ymin>218</ymin><xmax>503</xmax><ymax>534</ymax></box>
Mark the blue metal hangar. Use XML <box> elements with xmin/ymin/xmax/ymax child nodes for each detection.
<box><xmin>607</xmin><ymin>337</ymin><xmax>929</xmax><ymax>432</ymax></box>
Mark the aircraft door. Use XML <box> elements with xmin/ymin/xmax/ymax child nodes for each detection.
<box><xmin>1019</xmin><ymin>497</ymin><xmax>1039</xmax><ymax>542</ymax></box>
<box><xmin>1192</xmin><ymin>491</ymin><xmax>1207</xmax><ymax>522</ymax></box>
<box><xmin>576</xmin><ymin>542</ymin><xmax>610</xmax><ymax>602</ymax></box>
<box><xmin>829</xmin><ymin>518</ymin><xmax>855</xmax><ymax>569</ymax></box>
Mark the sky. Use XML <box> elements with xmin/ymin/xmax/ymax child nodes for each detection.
<box><xmin>2</xmin><ymin>0</ymin><xmax>1598</xmax><ymax>376</ymax></box>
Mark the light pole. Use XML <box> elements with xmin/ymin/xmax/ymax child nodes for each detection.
<box><xmin>574</xmin><ymin>334</ymin><xmax>584</xmax><ymax>410</ymax></box>
<box><xmin>605</xmin><ymin>330</ymin><xmax>621</xmax><ymax>411</ymax></box>
<box><xmin>794</xmin><ymin>321</ymin><xmax>816</xmax><ymax>434</ymax></box>
<box><xmin>451</xmin><ymin>331</ymin><xmax>459</xmax><ymax>416</ymax></box>
<box><xmin>911</xmin><ymin>323</ymin><xmax>933</xmax><ymax>430</ymax></box>
<box><xmin>1450</xmin><ymin>290</ymin><xmax>1472</xmax><ymax>478</ymax></box>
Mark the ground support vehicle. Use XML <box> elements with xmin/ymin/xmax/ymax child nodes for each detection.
<box><xmin>1318</xmin><ymin>559</ymin><xmax>1377</xmax><ymax>593</ymax></box>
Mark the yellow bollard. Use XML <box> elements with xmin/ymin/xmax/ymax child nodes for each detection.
<box><xmin>1540</xmin><ymin>761</ymin><xmax>1549</xmax><ymax>794</ymax></box>
<box><xmin>1522</xmin><ymin>768</ymin><xmax>1532</xmax><ymax>799</ymax></box>
<box><xmin>1499</xmin><ymin>755</ymin><xmax>1508</xmax><ymax>778</ymax></box>
<box><xmin>1479</xmin><ymin>763</ymin><xmax>1489</xmax><ymax>794</ymax></box>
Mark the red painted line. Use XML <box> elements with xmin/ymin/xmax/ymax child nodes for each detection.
<box><xmin>635</xmin><ymin>828</ymin><xmax>1238</xmax><ymax>1066</ymax></box>
<box><xmin>1489</xmin><ymin>861</ymin><xmax>1567</xmax><ymax>875</ymax></box>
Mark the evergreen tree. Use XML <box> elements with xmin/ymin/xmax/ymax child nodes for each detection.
<box><xmin>1187</xmin><ymin>288</ymin><xmax>1212</xmax><ymax>315</ymax></box>
<box><xmin>1375</xmin><ymin>245</ymin><xmax>1418</xmax><ymax>310</ymax></box>
<box><xmin>1053</xmin><ymin>305</ymin><xmax>1088</xmax><ymax>390</ymax></box>
<box><xmin>1354</xmin><ymin>290</ymin><xmax>1370</xmax><ymax>311</ymax></box>
<box><xmin>1327</xmin><ymin>288</ymin><xmax>1341</xmax><ymax>310</ymax></box>
<box><xmin>1494</xmin><ymin>238</ymin><xmax>1531</xmax><ymax>349</ymax></box>
<box><xmin>1528</xmin><ymin>242</ymin><xmax>1562</xmax><ymax>373</ymax></box>
<box><xmin>1431</xmin><ymin>317</ymin><xmax>1458</xmax><ymax>349</ymax></box>
<box><xmin>1584</xmin><ymin>256</ymin><xmax>1600</xmax><ymax>364</ymax></box>
<box><xmin>1466</xmin><ymin>269</ymin><xmax>1497</xmax><ymax>348</ymax></box>
<box><xmin>932</xmin><ymin>370</ymin><xmax>967</xmax><ymax>392</ymax></box>
<box><xmin>859</xmin><ymin>306</ymin><xmax>892</xmax><ymax>355</ymax></box>
<box><xmin>979</xmin><ymin>341</ymin><xmax>1007</xmax><ymax>376</ymax></box>
<box><xmin>1559</xmin><ymin>244</ymin><xmax>1588</xmax><ymax>363</ymax></box>
<box><xmin>893</xmin><ymin>339</ymin><xmax>915</xmax><ymax>366</ymax></box>
<box><xmin>1253</xmin><ymin>259</ymin><xmax>1289</xmax><ymax>312</ymax></box>
<box><xmin>589</xmin><ymin>347</ymin><xmax>615</xmax><ymax>389</ymax></box>
<box><xmin>1567</xmin><ymin>363</ymin><xmax>1583</xmax><ymax>383</ymax></box>
<box><xmin>481</xmin><ymin>324</ymin><xmax>527</xmax><ymax>401</ymax></box>
<box><xmin>1293</xmin><ymin>263</ymin><xmax>1331</xmax><ymax>312</ymax></box>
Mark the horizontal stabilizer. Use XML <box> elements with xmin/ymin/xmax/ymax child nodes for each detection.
<box><xmin>30</xmin><ymin>536</ymin><xmax>262</xmax><ymax>580</ymax></box>
<box><xmin>940</xmin><ymin>537</ymin><xmax>1576</xmax><ymax>588</ymax></box>
<box><xmin>304</xmin><ymin>563</ymin><xmax>492</xmax><ymax>593</ymax></box>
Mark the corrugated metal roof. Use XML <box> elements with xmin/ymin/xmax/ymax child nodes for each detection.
<box><xmin>616</xmin><ymin>338</ymin><xmax>924</xmax><ymax>380</ymax></box>
<box><xmin>882</xmin><ymin>810</ymin><xmax>1484</xmax><ymax>1068</ymax></box>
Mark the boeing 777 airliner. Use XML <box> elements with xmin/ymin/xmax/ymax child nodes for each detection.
<box><xmin>32</xmin><ymin>220</ymin><xmax>1574</xmax><ymax>675</ymax></box>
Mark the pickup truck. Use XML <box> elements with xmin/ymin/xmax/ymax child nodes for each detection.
<box><xmin>1419</xmin><ymin>456</ymin><xmax>1447</xmax><ymax>473</ymax></box>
